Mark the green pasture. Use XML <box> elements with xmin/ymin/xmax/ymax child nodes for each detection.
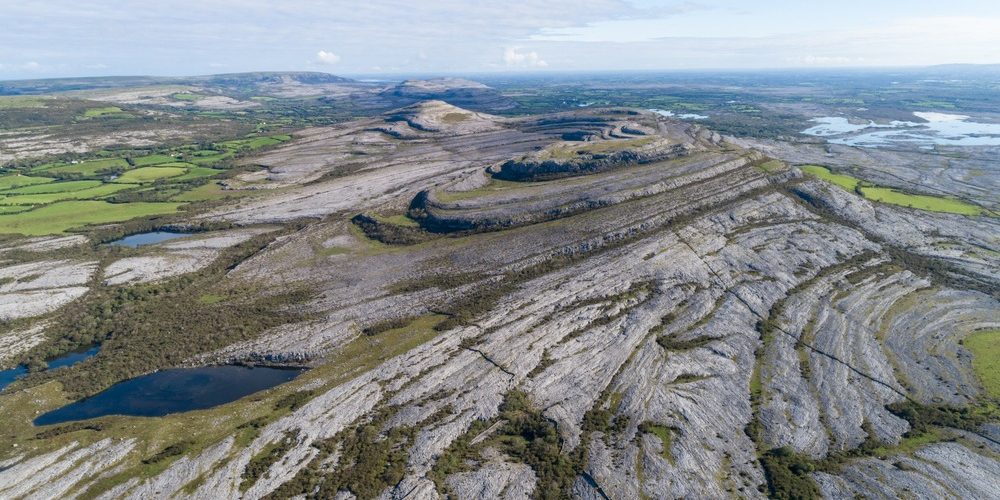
<box><xmin>0</xmin><ymin>183</ymin><xmax>133</xmax><ymax>205</ymax></box>
<box><xmin>966</xmin><ymin>330</ymin><xmax>1000</xmax><ymax>399</ymax></box>
<box><xmin>0</xmin><ymin>175</ymin><xmax>54</xmax><ymax>190</ymax></box>
<box><xmin>1</xmin><ymin>180</ymin><xmax>102</xmax><ymax>195</ymax></box>
<box><xmin>115</xmin><ymin>167</ymin><xmax>187</xmax><ymax>184</ymax></box>
<box><xmin>0</xmin><ymin>200</ymin><xmax>182</xmax><ymax>235</ymax></box>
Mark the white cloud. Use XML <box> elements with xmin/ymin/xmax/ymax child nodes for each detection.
<box><xmin>316</xmin><ymin>50</ymin><xmax>341</xmax><ymax>65</ymax></box>
<box><xmin>418</xmin><ymin>50</ymin><xmax>428</xmax><ymax>60</ymax></box>
<box><xmin>503</xmin><ymin>47</ymin><xmax>548</xmax><ymax>68</ymax></box>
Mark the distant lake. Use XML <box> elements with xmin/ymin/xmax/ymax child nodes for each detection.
<box><xmin>0</xmin><ymin>345</ymin><xmax>100</xmax><ymax>392</ymax></box>
<box><xmin>110</xmin><ymin>231</ymin><xmax>192</xmax><ymax>248</ymax></box>
<box><xmin>34</xmin><ymin>365</ymin><xmax>306</xmax><ymax>426</ymax></box>
<box><xmin>650</xmin><ymin>109</ymin><xmax>708</xmax><ymax>120</ymax></box>
<box><xmin>802</xmin><ymin>112</ymin><xmax>1000</xmax><ymax>147</ymax></box>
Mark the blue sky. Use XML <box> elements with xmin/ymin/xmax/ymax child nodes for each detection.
<box><xmin>1</xmin><ymin>0</ymin><xmax>998</xmax><ymax>79</ymax></box>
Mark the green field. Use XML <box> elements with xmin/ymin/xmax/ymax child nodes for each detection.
<box><xmin>1</xmin><ymin>180</ymin><xmax>102</xmax><ymax>194</ymax></box>
<box><xmin>151</xmin><ymin>162</ymin><xmax>196</xmax><ymax>168</ymax></box>
<box><xmin>189</xmin><ymin>152</ymin><xmax>233</xmax><ymax>166</ymax></box>
<box><xmin>115</xmin><ymin>166</ymin><xmax>187</xmax><ymax>184</ymax></box>
<box><xmin>171</xmin><ymin>92</ymin><xmax>202</xmax><ymax>101</ymax></box>
<box><xmin>171</xmin><ymin>181</ymin><xmax>247</xmax><ymax>202</ymax></box>
<box><xmin>859</xmin><ymin>187</ymin><xmax>984</xmax><ymax>216</ymax></box>
<box><xmin>81</xmin><ymin>106</ymin><xmax>127</xmax><ymax>119</ymax></box>
<box><xmin>0</xmin><ymin>183</ymin><xmax>133</xmax><ymax>205</ymax></box>
<box><xmin>0</xmin><ymin>96</ymin><xmax>49</xmax><ymax>108</ymax></box>
<box><xmin>0</xmin><ymin>205</ymin><xmax>35</xmax><ymax>214</ymax></box>
<box><xmin>131</xmin><ymin>154</ymin><xmax>179</xmax><ymax>167</ymax></box>
<box><xmin>0</xmin><ymin>175</ymin><xmax>54</xmax><ymax>190</ymax></box>
<box><xmin>217</xmin><ymin>135</ymin><xmax>289</xmax><ymax>151</ymax></box>
<box><xmin>965</xmin><ymin>330</ymin><xmax>1000</xmax><ymax>399</ymax></box>
<box><xmin>0</xmin><ymin>200</ymin><xmax>182</xmax><ymax>235</ymax></box>
<box><xmin>801</xmin><ymin>164</ymin><xmax>985</xmax><ymax>216</ymax></box>
<box><xmin>800</xmin><ymin>165</ymin><xmax>860</xmax><ymax>190</ymax></box>
<box><xmin>173</xmin><ymin>167</ymin><xmax>223</xmax><ymax>181</ymax></box>
<box><xmin>35</xmin><ymin>158</ymin><xmax>129</xmax><ymax>176</ymax></box>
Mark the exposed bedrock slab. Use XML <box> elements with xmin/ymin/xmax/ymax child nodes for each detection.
<box><xmin>0</xmin><ymin>259</ymin><xmax>96</xmax><ymax>320</ymax></box>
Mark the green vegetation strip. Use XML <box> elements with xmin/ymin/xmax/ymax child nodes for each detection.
<box><xmin>131</xmin><ymin>154</ymin><xmax>178</xmax><ymax>167</ymax></box>
<box><xmin>859</xmin><ymin>187</ymin><xmax>984</xmax><ymax>216</ymax></box>
<box><xmin>173</xmin><ymin>167</ymin><xmax>223</xmax><ymax>181</ymax></box>
<box><xmin>965</xmin><ymin>330</ymin><xmax>1000</xmax><ymax>399</ymax></box>
<box><xmin>81</xmin><ymin>106</ymin><xmax>126</xmax><ymax>119</ymax></box>
<box><xmin>115</xmin><ymin>167</ymin><xmax>187</xmax><ymax>184</ymax></box>
<box><xmin>34</xmin><ymin>158</ymin><xmax>129</xmax><ymax>176</ymax></box>
<box><xmin>0</xmin><ymin>200</ymin><xmax>182</xmax><ymax>235</ymax></box>
<box><xmin>1</xmin><ymin>180</ymin><xmax>103</xmax><ymax>194</ymax></box>
<box><xmin>0</xmin><ymin>183</ymin><xmax>133</xmax><ymax>205</ymax></box>
<box><xmin>801</xmin><ymin>164</ymin><xmax>985</xmax><ymax>216</ymax></box>
<box><xmin>800</xmin><ymin>164</ymin><xmax>859</xmax><ymax>191</ymax></box>
<box><xmin>0</xmin><ymin>175</ymin><xmax>54</xmax><ymax>190</ymax></box>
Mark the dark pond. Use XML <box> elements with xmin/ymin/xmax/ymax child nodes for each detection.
<box><xmin>34</xmin><ymin>365</ymin><xmax>305</xmax><ymax>426</ymax></box>
<box><xmin>0</xmin><ymin>366</ymin><xmax>28</xmax><ymax>392</ymax></box>
<box><xmin>0</xmin><ymin>345</ymin><xmax>100</xmax><ymax>392</ymax></box>
<box><xmin>47</xmin><ymin>345</ymin><xmax>101</xmax><ymax>370</ymax></box>
<box><xmin>110</xmin><ymin>231</ymin><xmax>192</xmax><ymax>248</ymax></box>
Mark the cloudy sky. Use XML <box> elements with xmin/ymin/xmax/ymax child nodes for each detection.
<box><xmin>1</xmin><ymin>0</ymin><xmax>998</xmax><ymax>79</ymax></box>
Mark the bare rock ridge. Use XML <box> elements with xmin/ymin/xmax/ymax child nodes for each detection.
<box><xmin>0</xmin><ymin>103</ymin><xmax>997</xmax><ymax>499</ymax></box>
<box><xmin>383</xmin><ymin>78</ymin><xmax>519</xmax><ymax>112</ymax></box>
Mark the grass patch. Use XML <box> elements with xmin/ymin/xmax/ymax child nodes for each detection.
<box><xmin>0</xmin><ymin>205</ymin><xmax>35</xmax><ymax>214</ymax></box>
<box><xmin>197</xmin><ymin>294</ymin><xmax>226</xmax><ymax>305</ymax></box>
<box><xmin>0</xmin><ymin>96</ymin><xmax>50</xmax><ymax>108</ymax></box>
<box><xmin>912</xmin><ymin>100</ymin><xmax>956</xmax><ymax>109</ymax></box>
<box><xmin>0</xmin><ymin>175</ymin><xmax>54</xmax><ymax>190</ymax></box>
<box><xmin>35</xmin><ymin>158</ymin><xmax>129</xmax><ymax>176</ymax></box>
<box><xmin>377</xmin><ymin>214</ymin><xmax>420</xmax><ymax>227</ymax></box>
<box><xmin>131</xmin><ymin>154</ymin><xmax>178</xmax><ymax>167</ymax></box>
<box><xmin>81</xmin><ymin>106</ymin><xmax>127</xmax><ymax>119</ymax></box>
<box><xmin>0</xmin><ymin>180</ymin><xmax>102</xmax><ymax>194</ymax></box>
<box><xmin>538</xmin><ymin>136</ymin><xmax>658</xmax><ymax>160</ymax></box>
<box><xmin>115</xmin><ymin>167</ymin><xmax>187</xmax><ymax>184</ymax></box>
<box><xmin>965</xmin><ymin>330</ymin><xmax>1000</xmax><ymax>399</ymax></box>
<box><xmin>801</xmin><ymin>165</ymin><xmax>985</xmax><ymax>216</ymax></box>
<box><xmin>859</xmin><ymin>187</ymin><xmax>984</xmax><ymax>216</ymax></box>
<box><xmin>0</xmin><ymin>200</ymin><xmax>182</xmax><ymax>235</ymax></box>
<box><xmin>0</xmin><ymin>183</ymin><xmax>133</xmax><ymax>205</ymax></box>
<box><xmin>440</xmin><ymin>112</ymin><xmax>471</xmax><ymax>123</ymax></box>
<box><xmin>800</xmin><ymin>165</ymin><xmax>860</xmax><ymax>191</ymax></box>
<box><xmin>170</xmin><ymin>182</ymin><xmax>242</xmax><ymax>202</ymax></box>
<box><xmin>217</xmin><ymin>136</ymin><xmax>286</xmax><ymax>151</ymax></box>
<box><xmin>172</xmin><ymin>167</ymin><xmax>223</xmax><ymax>181</ymax></box>
<box><xmin>870</xmin><ymin>428</ymin><xmax>944</xmax><ymax>457</ymax></box>
<box><xmin>638</xmin><ymin>422</ymin><xmax>676</xmax><ymax>462</ymax></box>
<box><xmin>434</xmin><ymin>178</ymin><xmax>525</xmax><ymax>202</ymax></box>
<box><xmin>188</xmin><ymin>152</ymin><xmax>233</xmax><ymax>166</ymax></box>
<box><xmin>757</xmin><ymin>159</ymin><xmax>786</xmax><ymax>173</ymax></box>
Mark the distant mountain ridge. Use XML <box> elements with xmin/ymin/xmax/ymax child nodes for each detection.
<box><xmin>0</xmin><ymin>72</ymin><xmax>354</xmax><ymax>95</ymax></box>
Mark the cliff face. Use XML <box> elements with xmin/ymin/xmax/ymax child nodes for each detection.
<box><xmin>1</xmin><ymin>105</ymin><xmax>998</xmax><ymax>499</ymax></box>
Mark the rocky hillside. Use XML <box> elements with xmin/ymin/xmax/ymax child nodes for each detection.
<box><xmin>0</xmin><ymin>104</ymin><xmax>997</xmax><ymax>499</ymax></box>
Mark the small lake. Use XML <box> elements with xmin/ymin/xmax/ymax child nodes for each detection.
<box><xmin>110</xmin><ymin>231</ymin><xmax>192</xmax><ymax>248</ymax></box>
<box><xmin>34</xmin><ymin>365</ymin><xmax>306</xmax><ymax>426</ymax></box>
<box><xmin>650</xmin><ymin>109</ymin><xmax>708</xmax><ymax>120</ymax></box>
<box><xmin>0</xmin><ymin>345</ymin><xmax>100</xmax><ymax>392</ymax></box>
<box><xmin>0</xmin><ymin>366</ymin><xmax>28</xmax><ymax>392</ymax></box>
